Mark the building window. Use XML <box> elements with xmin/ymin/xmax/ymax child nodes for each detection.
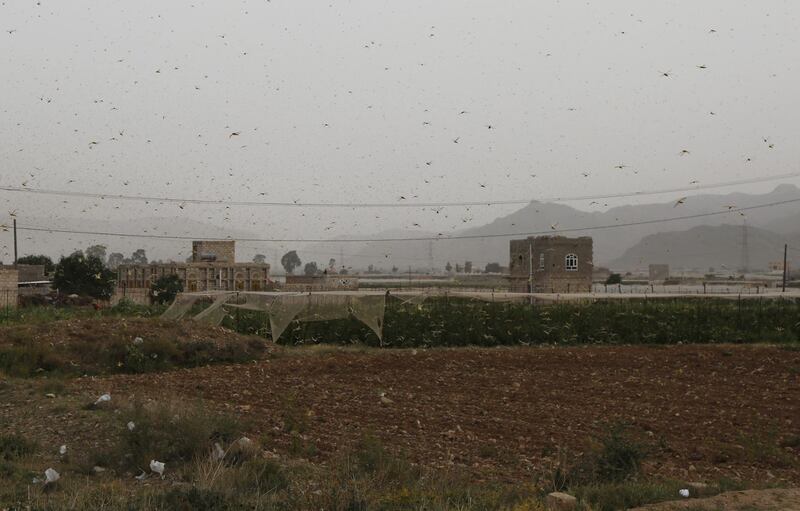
<box><xmin>565</xmin><ymin>253</ymin><xmax>578</xmax><ymax>271</ymax></box>
<box><xmin>539</xmin><ymin>253</ymin><xmax>545</xmax><ymax>270</ymax></box>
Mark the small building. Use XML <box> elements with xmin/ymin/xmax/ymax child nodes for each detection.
<box><xmin>284</xmin><ymin>274</ymin><xmax>359</xmax><ymax>292</ymax></box>
<box><xmin>0</xmin><ymin>266</ymin><xmax>19</xmax><ymax>310</ymax></box>
<box><xmin>16</xmin><ymin>264</ymin><xmax>52</xmax><ymax>298</ymax></box>
<box><xmin>508</xmin><ymin>236</ymin><xmax>593</xmax><ymax>293</ymax></box>
<box><xmin>648</xmin><ymin>264</ymin><xmax>670</xmax><ymax>283</ymax></box>
<box><xmin>115</xmin><ymin>241</ymin><xmax>272</xmax><ymax>304</ymax></box>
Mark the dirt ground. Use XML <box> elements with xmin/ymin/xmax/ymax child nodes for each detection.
<box><xmin>2</xmin><ymin>342</ymin><xmax>799</xmax><ymax>488</ymax></box>
<box><xmin>632</xmin><ymin>488</ymin><xmax>800</xmax><ymax>510</ymax></box>
<box><xmin>63</xmin><ymin>343</ymin><xmax>800</xmax><ymax>485</ymax></box>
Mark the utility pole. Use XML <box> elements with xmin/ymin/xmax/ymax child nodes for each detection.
<box><xmin>783</xmin><ymin>243</ymin><xmax>788</xmax><ymax>293</ymax></box>
<box><xmin>13</xmin><ymin>219</ymin><xmax>18</xmax><ymax>265</ymax></box>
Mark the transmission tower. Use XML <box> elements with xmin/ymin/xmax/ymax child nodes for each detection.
<box><xmin>741</xmin><ymin>219</ymin><xmax>750</xmax><ymax>274</ymax></box>
<box><xmin>428</xmin><ymin>240</ymin><xmax>434</xmax><ymax>274</ymax></box>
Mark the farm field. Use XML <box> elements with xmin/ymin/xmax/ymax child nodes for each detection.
<box><xmin>1</xmin><ymin>314</ymin><xmax>798</xmax><ymax>509</ymax></box>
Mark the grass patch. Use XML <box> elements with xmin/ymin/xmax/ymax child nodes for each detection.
<box><xmin>573</xmin><ymin>480</ymin><xmax>687</xmax><ymax>511</ymax></box>
<box><xmin>0</xmin><ymin>317</ymin><xmax>267</xmax><ymax>377</ymax></box>
<box><xmin>0</xmin><ymin>433</ymin><xmax>36</xmax><ymax>461</ymax></box>
<box><xmin>89</xmin><ymin>400</ymin><xmax>245</xmax><ymax>474</ymax></box>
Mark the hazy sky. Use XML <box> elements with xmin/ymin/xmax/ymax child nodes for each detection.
<box><xmin>1</xmin><ymin>0</ymin><xmax>799</xmax><ymax>260</ymax></box>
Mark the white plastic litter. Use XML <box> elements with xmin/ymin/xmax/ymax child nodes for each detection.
<box><xmin>59</xmin><ymin>445</ymin><xmax>67</xmax><ymax>456</ymax></box>
<box><xmin>135</xmin><ymin>470</ymin><xmax>147</xmax><ymax>481</ymax></box>
<box><xmin>133</xmin><ymin>337</ymin><xmax>144</xmax><ymax>345</ymax></box>
<box><xmin>44</xmin><ymin>468</ymin><xmax>60</xmax><ymax>484</ymax></box>
<box><xmin>127</xmin><ymin>421</ymin><xmax>136</xmax><ymax>431</ymax></box>
<box><xmin>212</xmin><ymin>442</ymin><xmax>225</xmax><ymax>461</ymax></box>
<box><xmin>94</xmin><ymin>393</ymin><xmax>111</xmax><ymax>406</ymax></box>
<box><xmin>150</xmin><ymin>459</ymin><xmax>165</xmax><ymax>478</ymax></box>
<box><xmin>679</xmin><ymin>489</ymin><xmax>690</xmax><ymax>498</ymax></box>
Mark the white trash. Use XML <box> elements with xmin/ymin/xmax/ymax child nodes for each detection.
<box><xmin>59</xmin><ymin>445</ymin><xmax>67</xmax><ymax>456</ymax></box>
<box><xmin>94</xmin><ymin>393</ymin><xmax>111</xmax><ymax>406</ymax></box>
<box><xmin>133</xmin><ymin>337</ymin><xmax>144</xmax><ymax>345</ymax></box>
<box><xmin>127</xmin><ymin>421</ymin><xmax>136</xmax><ymax>431</ymax></box>
<box><xmin>150</xmin><ymin>459</ymin><xmax>165</xmax><ymax>478</ymax></box>
<box><xmin>679</xmin><ymin>489</ymin><xmax>690</xmax><ymax>498</ymax></box>
<box><xmin>44</xmin><ymin>468</ymin><xmax>60</xmax><ymax>484</ymax></box>
<box><xmin>212</xmin><ymin>442</ymin><xmax>225</xmax><ymax>461</ymax></box>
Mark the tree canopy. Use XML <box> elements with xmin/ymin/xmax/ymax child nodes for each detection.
<box><xmin>53</xmin><ymin>253</ymin><xmax>115</xmax><ymax>299</ymax></box>
<box><xmin>304</xmin><ymin>261</ymin><xmax>319</xmax><ymax>276</ymax></box>
<box><xmin>281</xmin><ymin>250</ymin><xmax>301</xmax><ymax>274</ymax></box>
<box><xmin>150</xmin><ymin>274</ymin><xmax>183</xmax><ymax>305</ymax></box>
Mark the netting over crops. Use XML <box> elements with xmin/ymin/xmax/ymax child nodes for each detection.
<box><xmin>163</xmin><ymin>291</ymin><xmax>388</xmax><ymax>342</ymax></box>
<box><xmin>163</xmin><ymin>289</ymin><xmax>800</xmax><ymax>344</ymax></box>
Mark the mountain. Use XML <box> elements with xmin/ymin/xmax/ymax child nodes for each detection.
<box><xmin>608</xmin><ymin>224</ymin><xmax>800</xmax><ymax>271</ymax></box>
<box><xmin>340</xmin><ymin>184</ymin><xmax>800</xmax><ymax>269</ymax></box>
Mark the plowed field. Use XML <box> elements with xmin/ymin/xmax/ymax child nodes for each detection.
<box><xmin>72</xmin><ymin>344</ymin><xmax>800</xmax><ymax>485</ymax></box>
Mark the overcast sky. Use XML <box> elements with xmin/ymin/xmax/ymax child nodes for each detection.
<box><xmin>1</xmin><ymin>0</ymin><xmax>799</xmax><ymax>261</ymax></box>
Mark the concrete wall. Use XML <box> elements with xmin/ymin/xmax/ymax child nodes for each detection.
<box><xmin>111</xmin><ymin>287</ymin><xmax>150</xmax><ymax>306</ymax></box>
<box><xmin>0</xmin><ymin>268</ymin><xmax>19</xmax><ymax>309</ymax></box>
<box><xmin>192</xmin><ymin>241</ymin><xmax>236</xmax><ymax>263</ymax></box>
<box><xmin>284</xmin><ymin>275</ymin><xmax>359</xmax><ymax>291</ymax></box>
<box><xmin>16</xmin><ymin>264</ymin><xmax>46</xmax><ymax>282</ymax></box>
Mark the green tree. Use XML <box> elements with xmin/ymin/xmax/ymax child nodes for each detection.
<box><xmin>53</xmin><ymin>253</ymin><xmax>115</xmax><ymax>299</ymax></box>
<box><xmin>86</xmin><ymin>244</ymin><xmax>107</xmax><ymax>264</ymax></box>
<box><xmin>253</xmin><ymin>253</ymin><xmax>267</xmax><ymax>264</ymax></box>
<box><xmin>304</xmin><ymin>261</ymin><xmax>319</xmax><ymax>276</ymax></box>
<box><xmin>16</xmin><ymin>254</ymin><xmax>55</xmax><ymax>274</ymax></box>
<box><xmin>606</xmin><ymin>273</ymin><xmax>623</xmax><ymax>285</ymax></box>
<box><xmin>131</xmin><ymin>249</ymin><xmax>148</xmax><ymax>265</ymax></box>
<box><xmin>445</xmin><ymin>261</ymin><xmax>453</xmax><ymax>273</ymax></box>
<box><xmin>150</xmin><ymin>274</ymin><xmax>183</xmax><ymax>305</ymax></box>
<box><xmin>107</xmin><ymin>252</ymin><xmax>125</xmax><ymax>269</ymax></box>
<box><xmin>280</xmin><ymin>250</ymin><xmax>301</xmax><ymax>274</ymax></box>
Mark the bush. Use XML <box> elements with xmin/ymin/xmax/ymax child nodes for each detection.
<box><xmin>151</xmin><ymin>275</ymin><xmax>184</xmax><ymax>305</ymax></box>
<box><xmin>573</xmin><ymin>481</ymin><xmax>685</xmax><ymax>511</ymax></box>
<box><xmin>155</xmin><ymin>487</ymin><xmax>239</xmax><ymax>511</ymax></box>
<box><xmin>590</xmin><ymin>423</ymin><xmax>647</xmax><ymax>482</ymax></box>
<box><xmin>233</xmin><ymin>459</ymin><xmax>289</xmax><ymax>493</ymax></box>
<box><xmin>0</xmin><ymin>433</ymin><xmax>36</xmax><ymax>461</ymax></box>
<box><xmin>105</xmin><ymin>401</ymin><xmax>245</xmax><ymax>472</ymax></box>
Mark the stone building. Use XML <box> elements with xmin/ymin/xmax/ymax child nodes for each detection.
<box><xmin>115</xmin><ymin>241</ymin><xmax>272</xmax><ymax>304</ymax></box>
<box><xmin>508</xmin><ymin>236</ymin><xmax>593</xmax><ymax>293</ymax></box>
<box><xmin>648</xmin><ymin>264</ymin><xmax>670</xmax><ymax>283</ymax></box>
<box><xmin>0</xmin><ymin>266</ymin><xmax>19</xmax><ymax>310</ymax></box>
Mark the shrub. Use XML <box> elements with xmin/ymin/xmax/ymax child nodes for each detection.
<box><xmin>573</xmin><ymin>481</ymin><xmax>685</xmax><ymax>511</ymax></box>
<box><xmin>233</xmin><ymin>459</ymin><xmax>289</xmax><ymax>493</ymax></box>
<box><xmin>105</xmin><ymin>401</ymin><xmax>245</xmax><ymax>472</ymax></box>
<box><xmin>154</xmin><ymin>487</ymin><xmax>239</xmax><ymax>511</ymax></box>
<box><xmin>151</xmin><ymin>275</ymin><xmax>184</xmax><ymax>305</ymax></box>
<box><xmin>0</xmin><ymin>433</ymin><xmax>36</xmax><ymax>461</ymax></box>
<box><xmin>589</xmin><ymin>423</ymin><xmax>647</xmax><ymax>483</ymax></box>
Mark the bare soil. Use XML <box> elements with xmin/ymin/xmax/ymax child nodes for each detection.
<box><xmin>2</xmin><ymin>337</ymin><xmax>798</xmax><ymax>487</ymax></box>
<box><xmin>70</xmin><ymin>343</ymin><xmax>800</xmax><ymax>485</ymax></box>
<box><xmin>632</xmin><ymin>488</ymin><xmax>800</xmax><ymax>510</ymax></box>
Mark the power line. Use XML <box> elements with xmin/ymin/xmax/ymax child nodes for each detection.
<box><xmin>14</xmin><ymin>196</ymin><xmax>800</xmax><ymax>243</ymax></box>
<box><xmin>1</xmin><ymin>172</ymin><xmax>798</xmax><ymax>209</ymax></box>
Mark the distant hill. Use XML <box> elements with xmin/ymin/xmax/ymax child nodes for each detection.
<box><xmin>608</xmin><ymin>224</ymin><xmax>800</xmax><ymax>271</ymax></box>
<box><xmin>330</xmin><ymin>184</ymin><xmax>800</xmax><ymax>269</ymax></box>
